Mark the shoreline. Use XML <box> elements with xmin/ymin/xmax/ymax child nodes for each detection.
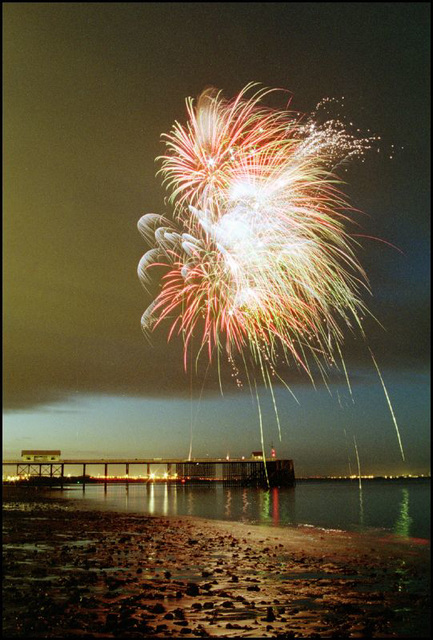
<box><xmin>4</xmin><ymin>480</ymin><xmax>430</xmax><ymax>541</ymax></box>
<box><xmin>3</xmin><ymin>490</ymin><xmax>431</xmax><ymax>638</ymax></box>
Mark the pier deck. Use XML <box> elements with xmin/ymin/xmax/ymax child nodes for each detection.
<box><xmin>2</xmin><ymin>457</ymin><xmax>295</xmax><ymax>488</ymax></box>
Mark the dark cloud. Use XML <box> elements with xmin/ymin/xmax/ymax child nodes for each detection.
<box><xmin>3</xmin><ymin>292</ymin><xmax>429</xmax><ymax>412</ymax></box>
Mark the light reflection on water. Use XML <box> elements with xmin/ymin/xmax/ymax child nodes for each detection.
<box><xmin>61</xmin><ymin>479</ymin><xmax>430</xmax><ymax>539</ymax></box>
<box><xmin>225</xmin><ymin>488</ymin><xmax>232</xmax><ymax>518</ymax></box>
<box><xmin>163</xmin><ymin>483</ymin><xmax>169</xmax><ymax>516</ymax></box>
<box><xmin>359</xmin><ymin>488</ymin><xmax>364</xmax><ymax>528</ymax></box>
<box><xmin>394</xmin><ymin>488</ymin><xmax>412</xmax><ymax>538</ymax></box>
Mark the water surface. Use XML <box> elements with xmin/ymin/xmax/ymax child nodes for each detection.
<box><xmin>57</xmin><ymin>478</ymin><xmax>430</xmax><ymax>540</ymax></box>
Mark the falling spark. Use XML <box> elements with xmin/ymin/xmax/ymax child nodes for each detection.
<box><xmin>254</xmin><ymin>379</ymin><xmax>270</xmax><ymax>488</ymax></box>
<box><xmin>343</xmin><ymin>427</ymin><xmax>353</xmax><ymax>477</ymax></box>
<box><xmin>353</xmin><ymin>435</ymin><xmax>362</xmax><ymax>490</ymax></box>
<box><xmin>336</xmin><ymin>341</ymin><xmax>354</xmax><ymax>403</ymax></box>
<box><xmin>369</xmin><ymin>347</ymin><xmax>405</xmax><ymax>461</ymax></box>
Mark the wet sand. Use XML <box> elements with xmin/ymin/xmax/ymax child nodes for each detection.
<box><xmin>2</xmin><ymin>488</ymin><xmax>430</xmax><ymax>638</ymax></box>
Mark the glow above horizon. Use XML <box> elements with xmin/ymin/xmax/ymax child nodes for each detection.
<box><xmin>3</xmin><ymin>368</ymin><xmax>430</xmax><ymax>477</ymax></box>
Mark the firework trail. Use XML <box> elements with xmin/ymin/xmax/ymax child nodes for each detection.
<box><xmin>353</xmin><ymin>435</ymin><xmax>362</xmax><ymax>490</ymax></box>
<box><xmin>137</xmin><ymin>83</ymin><xmax>404</xmax><ymax>463</ymax></box>
<box><xmin>369</xmin><ymin>347</ymin><xmax>405</xmax><ymax>461</ymax></box>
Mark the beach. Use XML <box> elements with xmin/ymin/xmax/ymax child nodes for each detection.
<box><xmin>3</xmin><ymin>488</ymin><xmax>430</xmax><ymax>638</ymax></box>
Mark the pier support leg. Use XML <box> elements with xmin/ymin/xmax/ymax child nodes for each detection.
<box><xmin>104</xmin><ymin>463</ymin><xmax>108</xmax><ymax>492</ymax></box>
<box><xmin>61</xmin><ymin>464</ymin><xmax>64</xmax><ymax>490</ymax></box>
<box><xmin>83</xmin><ymin>463</ymin><xmax>86</xmax><ymax>491</ymax></box>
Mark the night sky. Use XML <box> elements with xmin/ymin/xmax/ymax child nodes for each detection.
<box><xmin>3</xmin><ymin>3</ymin><xmax>430</xmax><ymax>476</ymax></box>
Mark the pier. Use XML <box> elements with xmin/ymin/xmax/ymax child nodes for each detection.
<box><xmin>2</xmin><ymin>457</ymin><xmax>295</xmax><ymax>488</ymax></box>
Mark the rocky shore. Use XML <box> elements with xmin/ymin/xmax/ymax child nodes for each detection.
<box><xmin>2</xmin><ymin>488</ymin><xmax>430</xmax><ymax>638</ymax></box>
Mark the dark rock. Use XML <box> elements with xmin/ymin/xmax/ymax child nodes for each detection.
<box><xmin>118</xmin><ymin>616</ymin><xmax>137</xmax><ymax>629</ymax></box>
<box><xmin>186</xmin><ymin>582</ymin><xmax>200</xmax><ymax>596</ymax></box>
<box><xmin>173</xmin><ymin>608</ymin><xmax>186</xmax><ymax>619</ymax></box>
<box><xmin>105</xmin><ymin>613</ymin><xmax>119</xmax><ymax>628</ymax></box>
<box><xmin>136</xmin><ymin>621</ymin><xmax>154</xmax><ymax>633</ymax></box>
<box><xmin>265</xmin><ymin>606</ymin><xmax>276</xmax><ymax>622</ymax></box>
<box><xmin>152</xmin><ymin>602</ymin><xmax>166</xmax><ymax>613</ymax></box>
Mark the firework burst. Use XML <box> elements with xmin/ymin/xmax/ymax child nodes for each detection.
<box><xmin>137</xmin><ymin>83</ymin><xmax>404</xmax><ymax>463</ymax></box>
<box><xmin>139</xmin><ymin>84</ymin><xmax>373</xmax><ymax>375</ymax></box>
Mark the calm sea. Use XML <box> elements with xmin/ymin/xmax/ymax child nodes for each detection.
<box><xmin>56</xmin><ymin>479</ymin><xmax>430</xmax><ymax>540</ymax></box>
